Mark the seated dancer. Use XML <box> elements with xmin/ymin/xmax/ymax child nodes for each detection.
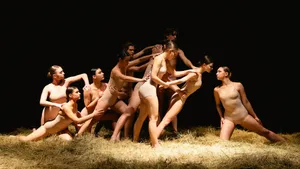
<box><xmin>12</xmin><ymin>86</ymin><xmax>99</xmax><ymax>141</ymax></box>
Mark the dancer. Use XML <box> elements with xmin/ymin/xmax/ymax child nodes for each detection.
<box><xmin>137</xmin><ymin>40</ymin><xmax>196</xmax><ymax>148</ymax></box>
<box><xmin>213</xmin><ymin>66</ymin><xmax>286</xmax><ymax>143</ymax></box>
<box><xmin>110</xmin><ymin>44</ymin><xmax>163</xmax><ymax>141</ymax></box>
<box><xmin>76</xmin><ymin>51</ymin><xmax>153</xmax><ymax>135</ymax></box>
<box><xmin>39</xmin><ymin>65</ymin><xmax>90</xmax><ymax>125</ymax></box>
<box><xmin>12</xmin><ymin>86</ymin><xmax>99</xmax><ymax>141</ymax></box>
<box><xmin>158</xmin><ymin>28</ymin><xmax>197</xmax><ymax>135</ymax></box>
<box><xmin>155</xmin><ymin>55</ymin><xmax>214</xmax><ymax>139</ymax></box>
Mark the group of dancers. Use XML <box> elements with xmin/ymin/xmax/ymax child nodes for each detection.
<box><xmin>11</xmin><ymin>28</ymin><xmax>286</xmax><ymax>148</ymax></box>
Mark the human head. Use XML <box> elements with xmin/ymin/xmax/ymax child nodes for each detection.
<box><xmin>117</xmin><ymin>50</ymin><xmax>131</xmax><ymax>66</ymax></box>
<box><xmin>216</xmin><ymin>66</ymin><xmax>232</xmax><ymax>80</ymax></box>
<box><xmin>197</xmin><ymin>55</ymin><xmax>214</xmax><ymax>73</ymax></box>
<box><xmin>47</xmin><ymin>65</ymin><xmax>65</xmax><ymax>80</ymax></box>
<box><xmin>164</xmin><ymin>40</ymin><xmax>179</xmax><ymax>60</ymax></box>
<box><xmin>122</xmin><ymin>41</ymin><xmax>135</xmax><ymax>57</ymax></box>
<box><xmin>66</xmin><ymin>86</ymin><xmax>81</xmax><ymax>101</ymax></box>
<box><xmin>164</xmin><ymin>28</ymin><xmax>178</xmax><ymax>41</ymax></box>
<box><xmin>91</xmin><ymin>68</ymin><xmax>105</xmax><ymax>82</ymax></box>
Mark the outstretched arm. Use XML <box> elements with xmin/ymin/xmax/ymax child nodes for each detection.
<box><xmin>63</xmin><ymin>105</ymin><xmax>95</xmax><ymax>124</ymax></box>
<box><xmin>168</xmin><ymin>72</ymin><xmax>198</xmax><ymax>86</ymax></box>
<box><xmin>178</xmin><ymin>49</ymin><xmax>197</xmax><ymax>69</ymax></box>
<box><xmin>113</xmin><ymin>68</ymin><xmax>146</xmax><ymax>83</ymax></box>
<box><xmin>132</xmin><ymin>45</ymin><xmax>155</xmax><ymax>59</ymax></box>
<box><xmin>128</xmin><ymin>61</ymin><xmax>149</xmax><ymax>72</ymax></box>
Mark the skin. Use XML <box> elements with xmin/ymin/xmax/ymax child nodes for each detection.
<box><xmin>79</xmin><ymin>68</ymin><xmax>120</xmax><ymax>139</ymax></box>
<box><xmin>76</xmin><ymin>55</ymin><xmax>149</xmax><ymax>135</ymax></box>
<box><xmin>110</xmin><ymin>45</ymin><xmax>163</xmax><ymax>141</ymax></box>
<box><xmin>155</xmin><ymin>61</ymin><xmax>214</xmax><ymax>139</ymax></box>
<box><xmin>117</xmin><ymin>44</ymin><xmax>157</xmax><ymax>139</ymax></box>
<box><xmin>157</xmin><ymin>30</ymin><xmax>197</xmax><ymax>134</ymax></box>
<box><xmin>13</xmin><ymin>87</ymin><xmax>99</xmax><ymax>141</ymax></box>
<box><xmin>135</xmin><ymin>42</ymin><xmax>196</xmax><ymax>148</ymax></box>
<box><xmin>213</xmin><ymin>66</ymin><xmax>286</xmax><ymax>143</ymax></box>
<box><xmin>39</xmin><ymin>65</ymin><xmax>90</xmax><ymax>126</ymax></box>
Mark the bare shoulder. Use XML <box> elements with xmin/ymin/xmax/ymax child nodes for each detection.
<box><xmin>214</xmin><ymin>86</ymin><xmax>220</xmax><ymax>92</ymax></box>
<box><xmin>233</xmin><ymin>82</ymin><xmax>243</xmax><ymax>87</ymax></box>
<box><xmin>43</xmin><ymin>83</ymin><xmax>53</xmax><ymax>90</ymax></box>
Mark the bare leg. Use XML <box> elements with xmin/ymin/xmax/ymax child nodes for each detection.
<box><xmin>220</xmin><ymin>119</ymin><xmax>235</xmax><ymax>140</ymax></box>
<box><xmin>20</xmin><ymin>126</ymin><xmax>49</xmax><ymax>141</ymax></box>
<box><xmin>77</xmin><ymin>100</ymin><xmax>108</xmax><ymax>136</ymax></box>
<box><xmin>124</xmin><ymin>115</ymin><xmax>135</xmax><ymax>139</ymax></box>
<box><xmin>144</xmin><ymin>96</ymin><xmax>160</xmax><ymax>148</ymax></box>
<box><xmin>111</xmin><ymin>94</ymin><xmax>140</xmax><ymax>141</ymax></box>
<box><xmin>156</xmin><ymin>97</ymin><xmax>184</xmax><ymax>138</ymax></box>
<box><xmin>240</xmin><ymin>115</ymin><xmax>286</xmax><ymax>143</ymax></box>
<box><xmin>133</xmin><ymin>102</ymin><xmax>148</xmax><ymax>142</ymax></box>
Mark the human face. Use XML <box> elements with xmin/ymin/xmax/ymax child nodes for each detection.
<box><xmin>95</xmin><ymin>68</ymin><xmax>104</xmax><ymax>81</ymax></box>
<box><xmin>205</xmin><ymin>63</ymin><xmax>214</xmax><ymax>73</ymax></box>
<box><xmin>216</xmin><ymin>67</ymin><xmax>226</xmax><ymax>80</ymax></box>
<box><xmin>166</xmin><ymin>32</ymin><xmax>177</xmax><ymax>41</ymax></box>
<box><xmin>71</xmin><ymin>88</ymin><xmax>81</xmax><ymax>100</ymax></box>
<box><xmin>152</xmin><ymin>44</ymin><xmax>163</xmax><ymax>54</ymax></box>
<box><xmin>126</xmin><ymin>46</ymin><xmax>135</xmax><ymax>56</ymax></box>
<box><xmin>54</xmin><ymin>67</ymin><xmax>65</xmax><ymax>80</ymax></box>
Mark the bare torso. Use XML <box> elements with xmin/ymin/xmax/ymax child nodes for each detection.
<box><xmin>182</xmin><ymin>72</ymin><xmax>202</xmax><ymax>97</ymax></box>
<box><xmin>44</xmin><ymin>102</ymin><xmax>77</xmax><ymax>134</ymax></box>
<box><xmin>216</xmin><ymin>83</ymin><xmax>248</xmax><ymax>124</ymax></box>
<box><xmin>43</xmin><ymin>82</ymin><xmax>68</xmax><ymax>123</ymax></box>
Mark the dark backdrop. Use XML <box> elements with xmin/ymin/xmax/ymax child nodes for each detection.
<box><xmin>2</xmin><ymin>1</ymin><xmax>295</xmax><ymax>133</ymax></box>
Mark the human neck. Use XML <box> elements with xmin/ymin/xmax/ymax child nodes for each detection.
<box><xmin>222</xmin><ymin>79</ymin><xmax>232</xmax><ymax>85</ymax></box>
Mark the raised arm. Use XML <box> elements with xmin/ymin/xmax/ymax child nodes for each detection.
<box><xmin>178</xmin><ymin>49</ymin><xmax>197</xmax><ymax>69</ymax></box>
<box><xmin>132</xmin><ymin>45</ymin><xmax>155</xmax><ymax>59</ymax></box>
<box><xmin>65</xmin><ymin>73</ymin><xmax>90</xmax><ymax>88</ymax></box>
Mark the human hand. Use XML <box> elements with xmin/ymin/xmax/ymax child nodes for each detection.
<box><xmin>54</xmin><ymin>103</ymin><xmax>63</xmax><ymax>109</ymax></box>
<box><xmin>83</xmin><ymin>84</ymin><xmax>91</xmax><ymax>90</ymax></box>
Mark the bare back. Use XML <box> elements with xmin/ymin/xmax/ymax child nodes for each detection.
<box><xmin>43</xmin><ymin>102</ymin><xmax>76</xmax><ymax>134</ymax></box>
<box><xmin>181</xmin><ymin>73</ymin><xmax>202</xmax><ymax>97</ymax></box>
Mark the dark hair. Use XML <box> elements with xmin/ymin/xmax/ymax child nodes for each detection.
<box><xmin>164</xmin><ymin>28</ymin><xmax>178</xmax><ymax>37</ymax></box>
<box><xmin>197</xmin><ymin>55</ymin><xmax>213</xmax><ymax>66</ymax></box>
<box><xmin>117</xmin><ymin>41</ymin><xmax>135</xmax><ymax>60</ymax></box>
<box><xmin>66</xmin><ymin>86</ymin><xmax>78</xmax><ymax>100</ymax></box>
<box><xmin>164</xmin><ymin>40</ymin><xmax>178</xmax><ymax>52</ymax></box>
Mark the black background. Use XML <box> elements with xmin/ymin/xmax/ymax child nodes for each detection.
<box><xmin>2</xmin><ymin>1</ymin><xmax>295</xmax><ymax>133</ymax></box>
